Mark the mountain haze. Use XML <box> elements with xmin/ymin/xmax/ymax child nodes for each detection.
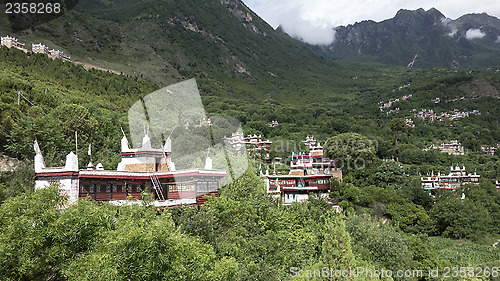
<box><xmin>311</xmin><ymin>8</ymin><xmax>500</xmax><ymax>68</ymax></box>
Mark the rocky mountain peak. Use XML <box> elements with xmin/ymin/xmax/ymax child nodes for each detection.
<box><xmin>312</xmin><ymin>8</ymin><xmax>500</xmax><ymax>68</ymax></box>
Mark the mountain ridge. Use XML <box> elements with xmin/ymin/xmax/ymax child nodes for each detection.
<box><xmin>309</xmin><ymin>8</ymin><xmax>500</xmax><ymax>68</ymax></box>
<box><xmin>1</xmin><ymin>0</ymin><xmax>398</xmax><ymax>107</ymax></box>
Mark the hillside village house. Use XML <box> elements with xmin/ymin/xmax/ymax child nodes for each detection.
<box><xmin>1</xmin><ymin>35</ymin><xmax>26</xmax><ymax>52</ymax></box>
<box><xmin>425</xmin><ymin>140</ymin><xmax>464</xmax><ymax>155</ymax></box>
<box><xmin>266</xmin><ymin>136</ymin><xmax>342</xmax><ymax>204</ymax></box>
<box><xmin>34</xmin><ymin>133</ymin><xmax>226</xmax><ymax>207</ymax></box>
<box><xmin>225</xmin><ymin>133</ymin><xmax>272</xmax><ymax>152</ymax></box>
<box><xmin>421</xmin><ymin>164</ymin><xmax>480</xmax><ymax>191</ymax></box>
<box><xmin>1</xmin><ymin>34</ymin><xmax>70</xmax><ymax>61</ymax></box>
<box><xmin>32</xmin><ymin>43</ymin><xmax>71</xmax><ymax>61</ymax></box>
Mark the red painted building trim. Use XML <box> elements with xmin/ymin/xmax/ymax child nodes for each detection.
<box><xmin>120</xmin><ymin>151</ymin><xmax>164</xmax><ymax>156</ymax></box>
<box><xmin>79</xmin><ymin>171</ymin><xmax>226</xmax><ymax>180</ymax></box>
<box><xmin>288</xmin><ymin>155</ymin><xmax>327</xmax><ymax>158</ymax></box>
<box><xmin>267</xmin><ymin>175</ymin><xmax>332</xmax><ymax>179</ymax></box>
<box><xmin>279</xmin><ymin>188</ymin><xmax>326</xmax><ymax>191</ymax></box>
<box><xmin>36</xmin><ymin>170</ymin><xmax>225</xmax><ymax>180</ymax></box>
<box><xmin>35</xmin><ymin>171</ymin><xmax>79</xmax><ymax>177</ymax></box>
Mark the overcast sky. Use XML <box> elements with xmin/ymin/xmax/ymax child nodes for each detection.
<box><xmin>242</xmin><ymin>0</ymin><xmax>500</xmax><ymax>45</ymax></box>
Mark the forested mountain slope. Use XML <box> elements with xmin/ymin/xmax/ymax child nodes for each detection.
<box><xmin>311</xmin><ymin>8</ymin><xmax>500</xmax><ymax>68</ymax></box>
<box><xmin>1</xmin><ymin>0</ymin><xmax>387</xmax><ymax>105</ymax></box>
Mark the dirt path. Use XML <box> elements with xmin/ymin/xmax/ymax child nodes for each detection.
<box><xmin>73</xmin><ymin>61</ymin><xmax>123</xmax><ymax>75</ymax></box>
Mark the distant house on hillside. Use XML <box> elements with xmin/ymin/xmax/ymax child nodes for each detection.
<box><xmin>48</xmin><ymin>49</ymin><xmax>71</xmax><ymax>61</ymax></box>
<box><xmin>425</xmin><ymin>140</ymin><xmax>464</xmax><ymax>155</ymax></box>
<box><xmin>421</xmin><ymin>164</ymin><xmax>479</xmax><ymax>191</ymax></box>
<box><xmin>224</xmin><ymin>133</ymin><xmax>272</xmax><ymax>160</ymax></box>
<box><xmin>31</xmin><ymin>42</ymin><xmax>71</xmax><ymax>61</ymax></box>
<box><xmin>1</xmin><ymin>35</ymin><xmax>26</xmax><ymax>52</ymax></box>
<box><xmin>268</xmin><ymin>120</ymin><xmax>279</xmax><ymax>127</ymax></box>
<box><xmin>32</xmin><ymin>43</ymin><xmax>49</xmax><ymax>54</ymax></box>
<box><xmin>481</xmin><ymin>145</ymin><xmax>499</xmax><ymax>155</ymax></box>
<box><xmin>266</xmin><ymin>137</ymin><xmax>342</xmax><ymax>205</ymax></box>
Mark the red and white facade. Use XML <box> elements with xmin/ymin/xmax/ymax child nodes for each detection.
<box><xmin>266</xmin><ymin>137</ymin><xmax>342</xmax><ymax>205</ymax></box>
<box><xmin>34</xmin><ymin>133</ymin><xmax>226</xmax><ymax>207</ymax></box>
<box><xmin>1</xmin><ymin>35</ymin><xmax>26</xmax><ymax>51</ymax></box>
<box><xmin>225</xmin><ymin>133</ymin><xmax>272</xmax><ymax>152</ymax></box>
<box><xmin>421</xmin><ymin>165</ymin><xmax>480</xmax><ymax>191</ymax></box>
<box><xmin>48</xmin><ymin>49</ymin><xmax>71</xmax><ymax>61</ymax></box>
<box><xmin>32</xmin><ymin>43</ymin><xmax>49</xmax><ymax>54</ymax></box>
<box><xmin>425</xmin><ymin>140</ymin><xmax>464</xmax><ymax>155</ymax></box>
<box><xmin>267</xmin><ymin>173</ymin><xmax>332</xmax><ymax>205</ymax></box>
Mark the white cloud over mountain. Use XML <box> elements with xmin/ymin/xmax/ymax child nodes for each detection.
<box><xmin>466</xmin><ymin>28</ymin><xmax>486</xmax><ymax>40</ymax></box>
<box><xmin>243</xmin><ymin>0</ymin><xmax>500</xmax><ymax>45</ymax></box>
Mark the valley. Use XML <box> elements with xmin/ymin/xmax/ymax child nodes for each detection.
<box><xmin>0</xmin><ymin>0</ymin><xmax>499</xmax><ymax>280</ymax></box>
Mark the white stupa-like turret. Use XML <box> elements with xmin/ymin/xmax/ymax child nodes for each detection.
<box><xmin>204</xmin><ymin>156</ymin><xmax>213</xmax><ymax>170</ymax></box>
<box><xmin>121</xmin><ymin>135</ymin><xmax>131</xmax><ymax>152</ymax></box>
<box><xmin>140</xmin><ymin>134</ymin><xmax>152</xmax><ymax>150</ymax></box>
<box><xmin>164</xmin><ymin>137</ymin><xmax>172</xmax><ymax>153</ymax></box>
<box><xmin>34</xmin><ymin>140</ymin><xmax>45</xmax><ymax>173</ymax></box>
<box><xmin>65</xmin><ymin>152</ymin><xmax>79</xmax><ymax>171</ymax></box>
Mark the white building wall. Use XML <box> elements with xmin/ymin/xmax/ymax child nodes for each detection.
<box><xmin>34</xmin><ymin>177</ymin><xmax>79</xmax><ymax>204</ymax></box>
<box><xmin>35</xmin><ymin>149</ymin><xmax>80</xmax><ymax>205</ymax></box>
<box><xmin>117</xmin><ymin>156</ymin><xmax>156</xmax><ymax>171</ymax></box>
<box><xmin>60</xmin><ymin>178</ymin><xmax>79</xmax><ymax>204</ymax></box>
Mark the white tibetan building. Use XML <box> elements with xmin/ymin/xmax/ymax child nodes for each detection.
<box><xmin>34</xmin><ymin>133</ymin><xmax>226</xmax><ymax>207</ymax></box>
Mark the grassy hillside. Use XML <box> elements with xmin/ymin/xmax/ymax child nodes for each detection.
<box><xmin>0</xmin><ymin>0</ymin><xmax>404</xmax><ymax>105</ymax></box>
<box><xmin>0</xmin><ymin>46</ymin><xmax>157</xmax><ymax>168</ymax></box>
<box><xmin>1</xmin><ymin>45</ymin><xmax>499</xmax><ymax>176</ymax></box>
<box><xmin>0</xmin><ymin>0</ymin><xmax>499</xmax><ymax>168</ymax></box>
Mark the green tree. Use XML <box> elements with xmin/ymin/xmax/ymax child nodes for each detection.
<box><xmin>6</xmin><ymin>115</ymin><xmax>66</xmax><ymax>161</ymax></box>
<box><xmin>346</xmin><ymin>215</ymin><xmax>412</xmax><ymax>272</ymax></box>
<box><xmin>372</xmin><ymin>160</ymin><xmax>407</xmax><ymax>188</ymax></box>
<box><xmin>321</xmin><ymin>215</ymin><xmax>356</xmax><ymax>280</ymax></box>
<box><xmin>324</xmin><ymin>133</ymin><xmax>377</xmax><ymax>177</ymax></box>
<box><xmin>64</xmin><ymin>210</ymin><xmax>216</xmax><ymax>281</ymax></box>
<box><xmin>431</xmin><ymin>197</ymin><xmax>492</xmax><ymax>240</ymax></box>
<box><xmin>0</xmin><ymin>185</ymin><xmax>115</xmax><ymax>280</ymax></box>
<box><xmin>387</xmin><ymin>202</ymin><xmax>432</xmax><ymax>233</ymax></box>
<box><xmin>50</xmin><ymin>104</ymin><xmax>98</xmax><ymax>147</ymax></box>
<box><xmin>389</xmin><ymin>118</ymin><xmax>406</xmax><ymax>163</ymax></box>
<box><xmin>460</xmin><ymin>131</ymin><xmax>480</xmax><ymax>151</ymax></box>
<box><xmin>0</xmin><ymin>164</ymin><xmax>35</xmax><ymax>201</ymax></box>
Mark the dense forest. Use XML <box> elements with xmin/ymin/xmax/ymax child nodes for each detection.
<box><xmin>1</xmin><ymin>172</ymin><xmax>500</xmax><ymax>280</ymax></box>
<box><xmin>1</xmin><ymin>19</ymin><xmax>500</xmax><ymax>280</ymax></box>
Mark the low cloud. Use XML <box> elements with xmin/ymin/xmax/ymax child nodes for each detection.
<box><xmin>278</xmin><ymin>7</ymin><xmax>336</xmax><ymax>45</ymax></box>
<box><xmin>268</xmin><ymin>5</ymin><xmax>336</xmax><ymax>45</ymax></box>
<box><xmin>441</xmin><ymin>18</ymin><xmax>458</xmax><ymax>37</ymax></box>
<box><xmin>242</xmin><ymin>0</ymin><xmax>500</xmax><ymax>45</ymax></box>
<box><xmin>281</xmin><ymin>24</ymin><xmax>336</xmax><ymax>45</ymax></box>
<box><xmin>465</xmin><ymin>28</ymin><xmax>486</xmax><ymax>40</ymax></box>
